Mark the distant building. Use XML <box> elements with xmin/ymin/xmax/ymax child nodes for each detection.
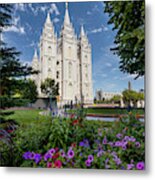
<box><xmin>95</xmin><ymin>89</ymin><xmax>122</xmax><ymax>101</ymax></box>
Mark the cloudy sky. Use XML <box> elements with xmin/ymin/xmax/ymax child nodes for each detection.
<box><xmin>3</xmin><ymin>1</ymin><xmax>144</xmax><ymax>95</ymax></box>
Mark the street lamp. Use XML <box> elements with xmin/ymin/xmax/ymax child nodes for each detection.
<box><xmin>47</xmin><ymin>87</ymin><xmax>53</xmax><ymax>117</ymax></box>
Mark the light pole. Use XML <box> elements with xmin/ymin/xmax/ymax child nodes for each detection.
<box><xmin>47</xmin><ymin>87</ymin><xmax>53</xmax><ymax>117</ymax></box>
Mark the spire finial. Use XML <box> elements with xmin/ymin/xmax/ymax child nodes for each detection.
<box><xmin>66</xmin><ymin>2</ymin><xmax>68</xmax><ymax>9</ymax></box>
<box><xmin>81</xmin><ymin>25</ymin><xmax>85</xmax><ymax>37</ymax></box>
<box><xmin>46</xmin><ymin>11</ymin><xmax>51</xmax><ymax>24</ymax></box>
<box><xmin>64</xmin><ymin>2</ymin><xmax>70</xmax><ymax>25</ymax></box>
<box><xmin>34</xmin><ymin>49</ymin><xmax>38</xmax><ymax>59</ymax></box>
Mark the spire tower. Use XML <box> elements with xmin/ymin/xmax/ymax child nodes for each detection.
<box><xmin>64</xmin><ymin>2</ymin><xmax>71</xmax><ymax>25</ymax></box>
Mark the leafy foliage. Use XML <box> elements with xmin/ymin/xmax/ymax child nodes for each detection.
<box><xmin>122</xmin><ymin>89</ymin><xmax>144</xmax><ymax>107</ymax></box>
<box><xmin>104</xmin><ymin>1</ymin><xmax>145</xmax><ymax>78</ymax></box>
<box><xmin>41</xmin><ymin>78</ymin><xmax>59</xmax><ymax>97</ymax></box>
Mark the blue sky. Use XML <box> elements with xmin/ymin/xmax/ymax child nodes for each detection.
<box><xmin>3</xmin><ymin>1</ymin><xmax>144</xmax><ymax>96</ymax></box>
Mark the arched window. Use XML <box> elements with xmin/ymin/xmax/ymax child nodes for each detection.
<box><xmin>56</xmin><ymin>61</ymin><xmax>59</xmax><ymax>65</ymax></box>
<box><xmin>68</xmin><ymin>46</ymin><xmax>71</xmax><ymax>58</ymax></box>
<box><xmin>48</xmin><ymin>46</ymin><xmax>52</xmax><ymax>53</ymax></box>
<box><xmin>68</xmin><ymin>62</ymin><xmax>72</xmax><ymax>79</ymax></box>
<box><xmin>56</xmin><ymin>71</ymin><xmax>59</xmax><ymax>79</ymax></box>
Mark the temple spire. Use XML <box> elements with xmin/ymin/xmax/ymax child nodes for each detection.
<box><xmin>45</xmin><ymin>12</ymin><xmax>51</xmax><ymax>24</ymax></box>
<box><xmin>64</xmin><ymin>2</ymin><xmax>70</xmax><ymax>25</ymax></box>
<box><xmin>81</xmin><ymin>25</ymin><xmax>85</xmax><ymax>37</ymax></box>
<box><xmin>33</xmin><ymin>49</ymin><xmax>38</xmax><ymax>60</ymax></box>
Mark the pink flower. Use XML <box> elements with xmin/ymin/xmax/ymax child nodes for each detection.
<box><xmin>47</xmin><ymin>162</ymin><xmax>52</xmax><ymax>168</ymax></box>
<box><xmin>54</xmin><ymin>160</ymin><xmax>62</xmax><ymax>168</ymax></box>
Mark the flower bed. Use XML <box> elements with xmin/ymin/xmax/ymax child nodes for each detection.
<box><xmin>22</xmin><ymin>112</ymin><xmax>145</xmax><ymax>170</ymax></box>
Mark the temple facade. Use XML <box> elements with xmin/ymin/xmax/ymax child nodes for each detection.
<box><xmin>31</xmin><ymin>3</ymin><xmax>93</xmax><ymax>105</ymax></box>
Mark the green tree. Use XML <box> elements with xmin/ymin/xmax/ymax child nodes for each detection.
<box><xmin>122</xmin><ymin>89</ymin><xmax>143</xmax><ymax>107</ymax></box>
<box><xmin>0</xmin><ymin>5</ymin><xmax>38</xmax><ymax>97</ymax></box>
<box><xmin>104</xmin><ymin>1</ymin><xmax>145</xmax><ymax>79</ymax></box>
<box><xmin>111</xmin><ymin>95</ymin><xmax>121</xmax><ymax>104</ymax></box>
<box><xmin>19</xmin><ymin>79</ymin><xmax>38</xmax><ymax>103</ymax></box>
<box><xmin>41</xmin><ymin>78</ymin><xmax>59</xmax><ymax>97</ymax></box>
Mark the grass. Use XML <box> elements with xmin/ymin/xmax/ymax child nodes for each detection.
<box><xmin>5</xmin><ymin>109</ymin><xmax>51</xmax><ymax>126</ymax></box>
<box><xmin>86</xmin><ymin>108</ymin><xmax>144</xmax><ymax>115</ymax></box>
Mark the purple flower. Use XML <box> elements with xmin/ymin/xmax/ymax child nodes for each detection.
<box><xmin>23</xmin><ymin>152</ymin><xmax>31</xmax><ymax>160</ymax></box>
<box><xmin>129</xmin><ymin>136</ymin><xmax>136</xmax><ymax>142</ymax></box>
<box><xmin>124</xmin><ymin>136</ymin><xmax>130</xmax><ymax>141</ymax></box>
<box><xmin>83</xmin><ymin>139</ymin><xmax>90</xmax><ymax>147</ymax></box>
<box><xmin>108</xmin><ymin>142</ymin><xmax>114</xmax><ymax>147</ymax></box>
<box><xmin>102</xmin><ymin>136</ymin><xmax>107</xmax><ymax>144</ymax></box>
<box><xmin>115</xmin><ymin>158</ymin><xmax>122</xmax><ymax>165</ymax></box>
<box><xmin>44</xmin><ymin>152</ymin><xmax>52</xmax><ymax>161</ymax></box>
<box><xmin>88</xmin><ymin>155</ymin><xmax>94</xmax><ymax>162</ymax></box>
<box><xmin>127</xmin><ymin>164</ymin><xmax>134</xmax><ymax>170</ymax></box>
<box><xmin>97</xmin><ymin>150</ymin><xmax>104</xmax><ymax>157</ymax></box>
<box><xmin>135</xmin><ymin>141</ymin><xmax>141</xmax><ymax>148</ymax></box>
<box><xmin>85</xmin><ymin>159</ymin><xmax>91</xmax><ymax>167</ymax></box>
<box><xmin>34</xmin><ymin>153</ymin><xmax>42</xmax><ymax>164</ymax></box>
<box><xmin>23</xmin><ymin>152</ymin><xmax>35</xmax><ymax>160</ymax></box>
<box><xmin>105</xmin><ymin>158</ymin><xmax>109</xmax><ymax>164</ymax></box>
<box><xmin>67</xmin><ymin>149</ymin><xmax>74</xmax><ymax>159</ymax></box>
<box><xmin>136</xmin><ymin>162</ymin><xmax>145</xmax><ymax>170</ymax></box>
<box><xmin>122</xmin><ymin>145</ymin><xmax>127</xmax><ymax>150</ymax></box>
<box><xmin>116</xmin><ymin>133</ymin><xmax>123</xmax><ymax>139</ymax></box>
<box><xmin>60</xmin><ymin>150</ymin><xmax>65</xmax><ymax>157</ymax></box>
<box><xmin>115</xmin><ymin>141</ymin><xmax>122</xmax><ymax>147</ymax></box>
<box><xmin>95</xmin><ymin>139</ymin><xmax>100</xmax><ymax>144</ymax></box>
<box><xmin>79</xmin><ymin>152</ymin><xmax>83</xmax><ymax>156</ymax></box>
<box><xmin>79</xmin><ymin>141</ymin><xmax>85</xmax><ymax>147</ymax></box>
<box><xmin>49</xmin><ymin>148</ymin><xmax>55</xmax><ymax>155</ymax></box>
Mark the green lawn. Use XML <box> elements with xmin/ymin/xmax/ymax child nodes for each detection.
<box><xmin>86</xmin><ymin>108</ymin><xmax>144</xmax><ymax>115</ymax></box>
<box><xmin>6</xmin><ymin>109</ymin><xmax>51</xmax><ymax>125</ymax></box>
<box><xmin>69</xmin><ymin>107</ymin><xmax>144</xmax><ymax>115</ymax></box>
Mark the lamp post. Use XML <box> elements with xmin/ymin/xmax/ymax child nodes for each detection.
<box><xmin>47</xmin><ymin>87</ymin><xmax>53</xmax><ymax>117</ymax></box>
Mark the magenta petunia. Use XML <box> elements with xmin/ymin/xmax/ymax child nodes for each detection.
<box><xmin>85</xmin><ymin>159</ymin><xmax>91</xmax><ymax>167</ymax></box>
<box><xmin>67</xmin><ymin>149</ymin><xmax>74</xmax><ymax>159</ymax></box>
<box><xmin>88</xmin><ymin>155</ymin><xmax>94</xmax><ymax>162</ymax></box>
<box><xmin>136</xmin><ymin>162</ymin><xmax>145</xmax><ymax>170</ymax></box>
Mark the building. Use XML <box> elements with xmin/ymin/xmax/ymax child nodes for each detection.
<box><xmin>31</xmin><ymin>3</ymin><xmax>93</xmax><ymax>105</ymax></box>
<box><xmin>95</xmin><ymin>89</ymin><xmax>122</xmax><ymax>101</ymax></box>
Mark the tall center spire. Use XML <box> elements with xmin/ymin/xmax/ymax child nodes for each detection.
<box><xmin>45</xmin><ymin>12</ymin><xmax>52</xmax><ymax>25</ymax></box>
<box><xmin>64</xmin><ymin>2</ymin><xmax>70</xmax><ymax>25</ymax></box>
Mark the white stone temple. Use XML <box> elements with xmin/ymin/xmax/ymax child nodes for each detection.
<box><xmin>31</xmin><ymin>3</ymin><xmax>93</xmax><ymax>105</ymax></box>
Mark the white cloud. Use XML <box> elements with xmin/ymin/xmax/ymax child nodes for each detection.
<box><xmin>53</xmin><ymin>17</ymin><xmax>60</xmax><ymax>23</ymax></box>
<box><xmin>40</xmin><ymin>6</ymin><xmax>49</xmax><ymax>13</ymax></box>
<box><xmin>14</xmin><ymin>3</ymin><xmax>27</xmax><ymax>12</ymax></box>
<box><xmin>4</xmin><ymin>15</ymin><xmax>25</xmax><ymax>35</ymax></box>
<box><xmin>49</xmin><ymin>3</ymin><xmax>60</xmax><ymax>15</ymax></box>
<box><xmin>89</xmin><ymin>25</ymin><xmax>108</xmax><ymax>34</ymax></box>
<box><xmin>87</xmin><ymin>11</ymin><xmax>92</xmax><ymax>15</ymax></box>
<box><xmin>105</xmin><ymin>63</ymin><xmax>112</xmax><ymax>67</ymax></box>
<box><xmin>119</xmin><ymin>74</ymin><xmax>143</xmax><ymax>80</ymax></box>
<box><xmin>5</xmin><ymin>26</ymin><xmax>25</xmax><ymax>34</ymax></box>
<box><xmin>101</xmin><ymin>73</ymin><xmax>107</xmax><ymax>78</ymax></box>
<box><xmin>29</xmin><ymin>41</ymin><xmax>36</xmax><ymax>47</ymax></box>
<box><xmin>112</xmin><ymin>67</ymin><xmax>118</xmax><ymax>71</ymax></box>
<box><xmin>28</xmin><ymin>3</ymin><xmax>39</xmax><ymax>16</ymax></box>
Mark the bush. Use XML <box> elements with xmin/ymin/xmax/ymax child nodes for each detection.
<box><xmin>0</xmin><ymin>96</ymin><xmax>30</xmax><ymax>109</ymax></box>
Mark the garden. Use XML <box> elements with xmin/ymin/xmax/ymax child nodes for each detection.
<box><xmin>0</xmin><ymin>108</ymin><xmax>145</xmax><ymax>170</ymax></box>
